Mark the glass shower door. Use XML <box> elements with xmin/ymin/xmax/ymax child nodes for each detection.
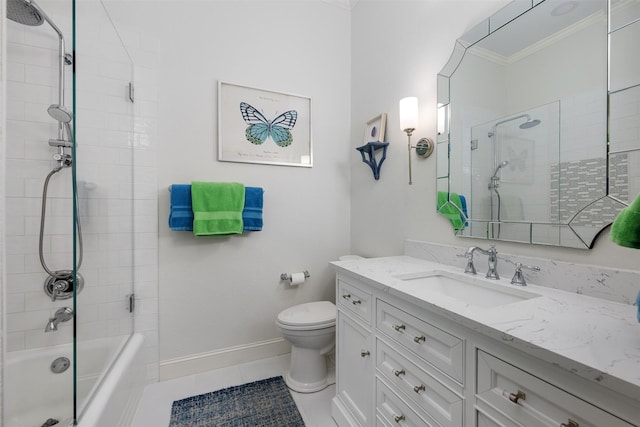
<box><xmin>72</xmin><ymin>0</ymin><xmax>135</xmax><ymax>421</ymax></box>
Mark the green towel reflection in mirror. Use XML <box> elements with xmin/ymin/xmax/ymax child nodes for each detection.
<box><xmin>610</xmin><ymin>193</ymin><xmax>640</xmax><ymax>249</ymax></box>
<box><xmin>437</xmin><ymin>191</ymin><xmax>467</xmax><ymax>231</ymax></box>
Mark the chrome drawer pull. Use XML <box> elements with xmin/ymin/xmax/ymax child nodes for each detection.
<box><xmin>342</xmin><ymin>293</ymin><xmax>351</xmax><ymax>300</ymax></box>
<box><xmin>561</xmin><ymin>420</ymin><xmax>579</xmax><ymax>427</ymax></box>
<box><xmin>413</xmin><ymin>335</ymin><xmax>426</xmax><ymax>343</ymax></box>
<box><xmin>413</xmin><ymin>384</ymin><xmax>426</xmax><ymax>393</ymax></box>
<box><xmin>393</xmin><ymin>369</ymin><xmax>406</xmax><ymax>377</ymax></box>
<box><xmin>393</xmin><ymin>324</ymin><xmax>406</xmax><ymax>332</ymax></box>
<box><xmin>360</xmin><ymin>350</ymin><xmax>370</xmax><ymax>357</ymax></box>
<box><xmin>352</xmin><ymin>299</ymin><xmax>362</xmax><ymax>305</ymax></box>
<box><xmin>508</xmin><ymin>390</ymin><xmax>526</xmax><ymax>404</ymax></box>
<box><xmin>393</xmin><ymin>414</ymin><xmax>405</xmax><ymax>423</ymax></box>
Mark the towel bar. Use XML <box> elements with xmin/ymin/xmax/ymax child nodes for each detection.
<box><xmin>169</xmin><ymin>185</ymin><xmax>265</xmax><ymax>193</ymax></box>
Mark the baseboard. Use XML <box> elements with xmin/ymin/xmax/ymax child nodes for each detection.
<box><xmin>159</xmin><ymin>337</ymin><xmax>291</xmax><ymax>380</ymax></box>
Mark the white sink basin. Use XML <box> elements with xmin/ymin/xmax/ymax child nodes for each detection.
<box><xmin>394</xmin><ymin>271</ymin><xmax>541</xmax><ymax>308</ymax></box>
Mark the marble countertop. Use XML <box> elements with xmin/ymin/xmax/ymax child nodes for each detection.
<box><xmin>331</xmin><ymin>256</ymin><xmax>640</xmax><ymax>400</ymax></box>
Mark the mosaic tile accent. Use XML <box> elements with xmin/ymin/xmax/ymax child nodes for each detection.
<box><xmin>609</xmin><ymin>152</ymin><xmax>630</xmax><ymax>201</ymax></box>
<box><xmin>550</xmin><ymin>155</ymin><xmax>628</xmax><ymax>226</ymax></box>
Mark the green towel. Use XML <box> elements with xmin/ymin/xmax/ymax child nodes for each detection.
<box><xmin>191</xmin><ymin>182</ymin><xmax>245</xmax><ymax>236</ymax></box>
<box><xmin>437</xmin><ymin>191</ymin><xmax>465</xmax><ymax>231</ymax></box>
<box><xmin>610</xmin><ymin>194</ymin><xmax>640</xmax><ymax>249</ymax></box>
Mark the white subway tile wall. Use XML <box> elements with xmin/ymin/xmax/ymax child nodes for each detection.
<box><xmin>5</xmin><ymin>1</ymin><xmax>159</xmax><ymax>385</ymax></box>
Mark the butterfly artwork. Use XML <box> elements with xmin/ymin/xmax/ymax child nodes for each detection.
<box><xmin>507</xmin><ymin>146</ymin><xmax>528</xmax><ymax>173</ymax></box>
<box><xmin>239</xmin><ymin>102</ymin><xmax>298</xmax><ymax>147</ymax></box>
<box><xmin>501</xmin><ymin>142</ymin><xmax>534</xmax><ymax>184</ymax></box>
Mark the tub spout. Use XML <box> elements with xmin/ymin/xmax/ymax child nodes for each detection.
<box><xmin>44</xmin><ymin>307</ymin><xmax>73</xmax><ymax>333</ymax></box>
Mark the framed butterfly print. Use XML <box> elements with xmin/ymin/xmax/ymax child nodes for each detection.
<box><xmin>218</xmin><ymin>82</ymin><xmax>312</xmax><ymax>167</ymax></box>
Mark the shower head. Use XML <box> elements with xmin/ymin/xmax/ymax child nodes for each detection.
<box><xmin>6</xmin><ymin>0</ymin><xmax>44</xmax><ymax>26</ymax></box>
<box><xmin>489</xmin><ymin>160</ymin><xmax>509</xmax><ymax>190</ymax></box>
<box><xmin>47</xmin><ymin>105</ymin><xmax>74</xmax><ymax>146</ymax></box>
<box><xmin>8</xmin><ymin>0</ymin><xmax>70</xmax><ymax>140</ymax></box>
<box><xmin>520</xmin><ymin>117</ymin><xmax>541</xmax><ymax>129</ymax></box>
<box><xmin>48</xmin><ymin>104</ymin><xmax>73</xmax><ymax>123</ymax></box>
<box><xmin>489</xmin><ymin>114</ymin><xmax>541</xmax><ymax>137</ymax></box>
<box><xmin>492</xmin><ymin>160</ymin><xmax>509</xmax><ymax>178</ymax></box>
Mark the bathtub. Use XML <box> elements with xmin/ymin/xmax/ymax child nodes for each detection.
<box><xmin>5</xmin><ymin>333</ymin><xmax>145</xmax><ymax>427</ymax></box>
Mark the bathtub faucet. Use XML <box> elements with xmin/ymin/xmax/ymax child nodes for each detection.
<box><xmin>44</xmin><ymin>307</ymin><xmax>73</xmax><ymax>333</ymax></box>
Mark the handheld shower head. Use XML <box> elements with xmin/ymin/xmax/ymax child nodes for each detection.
<box><xmin>492</xmin><ymin>160</ymin><xmax>509</xmax><ymax>178</ymax></box>
<box><xmin>7</xmin><ymin>0</ymin><xmax>44</xmax><ymax>26</ymax></box>
<box><xmin>47</xmin><ymin>105</ymin><xmax>74</xmax><ymax>145</ymax></box>
<box><xmin>47</xmin><ymin>104</ymin><xmax>73</xmax><ymax>123</ymax></box>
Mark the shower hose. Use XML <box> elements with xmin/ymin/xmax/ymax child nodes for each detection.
<box><xmin>39</xmin><ymin>165</ymin><xmax>83</xmax><ymax>278</ymax></box>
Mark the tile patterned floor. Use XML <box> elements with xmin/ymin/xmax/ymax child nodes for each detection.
<box><xmin>132</xmin><ymin>354</ymin><xmax>337</xmax><ymax>427</ymax></box>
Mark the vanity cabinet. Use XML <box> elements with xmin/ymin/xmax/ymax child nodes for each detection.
<box><xmin>333</xmin><ymin>278</ymin><xmax>374</xmax><ymax>427</ymax></box>
<box><xmin>332</xmin><ymin>271</ymin><xmax>639</xmax><ymax>427</ymax></box>
<box><xmin>475</xmin><ymin>351</ymin><xmax>633</xmax><ymax>427</ymax></box>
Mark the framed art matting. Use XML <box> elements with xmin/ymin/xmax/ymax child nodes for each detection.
<box><xmin>218</xmin><ymin>81</ymin><xmax>312</xmax><ymax>167</ymax></box>
<box><xmin>364</xmin><ymin>113</ymin><xmax>387</xmax><ymax>144</ymax></box>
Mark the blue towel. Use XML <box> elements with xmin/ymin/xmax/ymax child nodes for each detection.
<box><xmin>459</xmin><ymin>194</ymin><xmax>469</xmax><ymax>226</ymax></box>
<box><xmin>168</xmin><ymin>184</ymin><xmax>193</xmax><ymax>231</ymax></box>
<box><xmin>243</xmin><ymin>187</ymin><xmax>264</xmax><ymax>232</ymax></box>
<box><xmin>636</xmin><ymin>290</ymin><xmax>640</xmax><ymax>323</ymax></box>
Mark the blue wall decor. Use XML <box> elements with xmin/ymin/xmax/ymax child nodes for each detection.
<box><xmin>356</xmin><ymin>141</ymin><xmax>389</xmax><ymax>180</ymax></box>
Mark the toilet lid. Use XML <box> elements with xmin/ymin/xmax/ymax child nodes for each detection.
<box><xmin>277</xmin><ymin>301</ymin><xmax>336</xmax><ymax>327</ymax></box>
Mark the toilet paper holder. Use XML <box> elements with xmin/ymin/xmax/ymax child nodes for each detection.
<box><xmin>280</xmin><ymin>271</ymin><xmax>310</xmax><ymax>281</ymax></box>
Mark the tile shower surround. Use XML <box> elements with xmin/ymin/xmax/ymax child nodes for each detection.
<box><xmin>5</xmin><ymin>12</ymin><xmax>160</xmax><ymax>383</ymax></box>
<box><xmin>550</xmin><ymin>155</ymin><xmax>629</xmax><ymax>227</ymax></box>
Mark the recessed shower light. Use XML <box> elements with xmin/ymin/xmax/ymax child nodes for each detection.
<box><xmin>551</xmin><ymin>1</ymin><xmax>578</xmax><ymax>16</ymax></box>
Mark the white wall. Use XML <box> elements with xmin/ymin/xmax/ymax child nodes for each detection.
<box><xmin>350</xmin><ymin>0</ymin><xmax>640</xmax><ymax>272</ymax></box>
<box><xmin>1</xmin><ymin>0</ymin><xmax>6</xmax><ymax>415</ymax></box>
<box><xmin>107</xmin><ymin>0</ymin><xmax>352</xmax><ymax>375</ymax></box>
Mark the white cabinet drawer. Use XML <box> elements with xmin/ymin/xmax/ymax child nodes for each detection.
<box><xmin>376</xmin><ymin>378</ymin><xmax>440</xmax><ymax>427</ymax></box>
<box><xmin>377</xmin><ymin>300</ymin><xmax>464</xmax><ymax>384</ymax></box>
<box><xmin>338</xmin><ymin>279</ymin><xmax>373</xmax><ymax>324</ymax></box>
<box><xmin>476</xmin><ymin>350</ymin><xmax>635</xmax><ymax>427</ymax></box>
<box><xmin>475</xmin><ymin>409</ymin><xmax>506</xmax><ymax>427</ymax></box>
<box><xmin>376</xmin><ymin>338</ymin><xmax>463</xmax><ymax>427</ymax></box>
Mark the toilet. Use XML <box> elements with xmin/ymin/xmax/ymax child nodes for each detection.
<box><xmin>276</xmin><ymin>301</ymin><xmax>336</xmax><ymax>393</ymax></box>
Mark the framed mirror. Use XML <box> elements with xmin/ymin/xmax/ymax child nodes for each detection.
<box><xmin>437</xmin><ymin>0</ymin><xmax>639</xmax><ymax>249</ymax></box>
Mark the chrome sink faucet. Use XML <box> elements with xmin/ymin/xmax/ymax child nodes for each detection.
<box><xmin>510</xmin><ymin>262</ymin><xmax>541</xmax><ymax>286</ymax></box>
<box><xmin>459</xmin><ymin>245</ymin><xmax>500</xmax><ymax>279</ymax></box>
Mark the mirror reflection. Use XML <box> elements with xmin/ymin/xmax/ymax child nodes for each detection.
<box><xmin>437</xmin><ymin>0</ymin><xmax>638</xmax><ymax>249</ymax></box>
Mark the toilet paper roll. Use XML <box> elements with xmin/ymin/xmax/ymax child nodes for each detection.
<box><xmin>289</xmin><ymin>272</ymin><xmax>306</xmax><ymax>286</ymax></box>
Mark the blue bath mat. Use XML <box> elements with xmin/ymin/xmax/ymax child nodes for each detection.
<box><xmin>168</xmin><ymin>376</ymin><xmax>305</xmax><ymax>426</ymax></box>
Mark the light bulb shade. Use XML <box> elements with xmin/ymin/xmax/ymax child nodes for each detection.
<box><xmin>399</xmin><ymin>97</ymin><xmax>419</xmax><ymax>131</ymax></box>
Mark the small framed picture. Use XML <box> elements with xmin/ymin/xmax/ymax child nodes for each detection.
<box><xmin>218</xmin><ymin>81</ymin><xmax>312</xmax><ymax>167</ymax></box>
<box><xmin>364</xmin><ymin>113</ymin><xmax>387</xmax><ymax>144</ymax></box>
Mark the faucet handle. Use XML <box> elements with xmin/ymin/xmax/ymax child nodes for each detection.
<box><xmin>511</xmin><ymin>262</ymin><xmax>541</xmax><ymax>286</ymax></box>
<box><xmin>457</xmin><ymin>253</ymin><xmax>477</xmax><ymax>275</ymax></box>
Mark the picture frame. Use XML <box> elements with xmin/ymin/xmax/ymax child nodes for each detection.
<box><xmin>218</xmin><ymin>81</ymin><xmax>312</xmax><ymax>167</ymax></box>
<box><xmin>363</xmin><ymin>113</ymin><xmax>387</xmax><ymax>144</ymax></box>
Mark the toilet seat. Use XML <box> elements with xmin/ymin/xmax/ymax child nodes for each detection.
<box><xmin>277</xmin><ymin>301</ymin><xmax>336</xmax><ymax>330</ymax></box>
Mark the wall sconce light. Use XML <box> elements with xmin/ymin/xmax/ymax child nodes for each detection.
<box><xmin>399</xmin><ymin>97</ymin><xmax>434</xmax><ymax>185</ymax></box>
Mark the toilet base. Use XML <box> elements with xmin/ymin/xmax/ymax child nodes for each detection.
<box><xmin>285</xmin><ymin>368</ymin><xmax>335</xmax><ymax>393</ymax></box>
<box><xmin>285</xmin><ymin>347</ymin><xmax>335</xmax><ymax>393</ymax></box>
